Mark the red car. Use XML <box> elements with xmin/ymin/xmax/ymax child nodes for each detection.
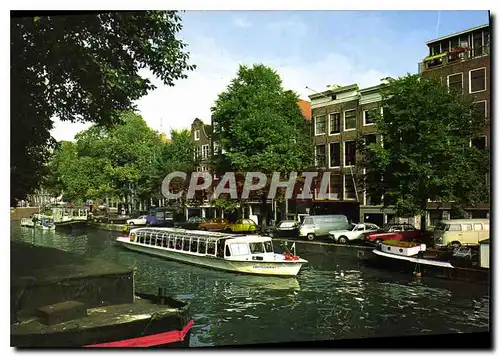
<box><xmin>364</xmin><ymin>223</ymin><xmax>432</xmax><ymax>245</ymax></box>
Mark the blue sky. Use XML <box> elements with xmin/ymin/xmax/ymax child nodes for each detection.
<box><xmin>51</xmin><ymin>10</ymin><xmax>490</xmax><ymax>141</ymax></box>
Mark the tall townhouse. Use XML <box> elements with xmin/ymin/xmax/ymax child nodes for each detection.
<box><xmin>309</xmin><ymin>84</ymin><xmax>396</xmax><ymax>226</ymax></box>
<box><xmin>419</xmin><ymin>23</ymin><xmax>491</xmax><ymax>225</ymax></box>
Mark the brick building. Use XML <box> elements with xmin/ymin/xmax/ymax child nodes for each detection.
<box><xmin>419</xmin><ymin>23</ymin><xmax>490</xmax><ymax>224</ymax></box>
<box><xmin>309</xmin><ymin>84</ymin><xmax>395</xmax><ymax>226</ymax></box>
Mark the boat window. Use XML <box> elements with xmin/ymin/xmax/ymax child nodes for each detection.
<box><xmin>145</xmin><ymin>234</ymin><xmax>151</xmax><ymax>245</ymax></box>
<box><xmin>156</xmin><ymin>235</ymin><xmax>162</xmax><ymax>246</ymax></box>
<box><xmin>207</xmin><ymin>240</ymin><xmax>216</xmax><ymax>255</ymax></box>
<box><xmin>162</xmin><ymin>236</ymin><xmax>168</xmax><ymax>247</ymax></box>
<box><xmin>249</xmin><ymin>242</ymin><xmax>265</xmax><ymax>254</ymax></box>
<box><xmin>139</xmin><ymin>234</ymin><xmax>145</xmax><ymax>244</ymax></box>
<box><xmin>175</xmin><ymin>238</ymin><xmax>182</xmax><ymax>250</ymax></box>
<box><xmin>225</xmin><ymin>245</ymin><xmax>231</xmax><ymax>257</ymax></box>
<box><xmin>230</xmin><ymin>243</ymin><xmax>250</xmax><ymax>256</ymax></box>
<box><xmin>264</xmin><ymin>241</ymin><xmax>274</xmax><ymax>253</ymax></box>
<box><xmin>199</xmin><ymin>240</ymin><xmax>207</xmax><ymax>254</ymax></box>
<box><xmin>190</xmin><ymin>238</ymin><xmax>199</xmax><ymax>253</ymax></box>
<box><xmin>183</xmin><ymin>238</ymin><xmax>191</xmax><ymax>251</ymax></box>
<box><xmin>168</xmin><ymin>236</ymin><xmax>175</xmax><ymax>249</ymax></box>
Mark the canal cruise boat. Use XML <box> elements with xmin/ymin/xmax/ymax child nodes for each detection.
<box><xmin>116</xmin><ymin>228</ymin><xmax>308</xmax><ymax>277</ymax></box>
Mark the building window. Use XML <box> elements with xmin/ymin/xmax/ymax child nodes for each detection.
<box><xmin>329</xmin><ymin>174</ymin><xmax>342</xmax><ymax>200</ymax></box>
<box><xmin>364</xmin><ymin>134</ymin><xmax>377</xmax><ymax>146</ymax></box>
<box><xmin>363</xmin><ymin>109</ymin><xmax>376</xmax><ymax>126</ymax></box>
<box><xmin>344</xmin><ymin>141</ymin><xmax>356</xmax><ymax>166</ymax></box>
<box><xmin>201</xmin><ymin>144</ymin><xmax>210</xmax><ymax>159</ymax></box>
<box><xmin>315</xmin><ymin>145</ymin><xmax>326</xmax><ymax>167</ymax></box>
<box><xmin>473</xmin><ymin>101</ymin><xmax>487</xmax><ymax>120</ymax></box>
<box><xmin>329</xmin><ymin>142</ymin><xmax>341</xmax><ymax>168</ymax></box>
<box><xmin>344</xmin><ymin>109</ymin><xmax>357</xmax><ymax>131</ymax></box>
<box><xmin>329</xmin><ymin>113</ymin><xmax>341</xmax><ymax>134</ymax></box>
<box><xmin>471</xmin><ymin>136</ymin><xmax>487</xmax><ymax>150</ymax></box>
<box><xmin>194</xmin><ymin>146</ymin><xmax>202</xmax><ymax>160</ymax></box>
<box><xmin>430</xmin><ymin>43</ymin><xmax>441</xmax><ymax>56</ymax></box>
<box><xmin>470</xmin><ymin>68</ymin><xmax>486</xmax><ymax>93</ymax></box>
<box><xmin>194</xmin><ymin>130</ymin><xmax>200</xmax><ymax>141</ymax></box>
<box><xmin>344</xmin><ymin>174</ymin><xmax>357</xmax><ymax>200</ymax></box>
<box><xmin>447</xmin><ymin>73</ymin><xmax>463</xmax><ymax>93</ymax></box>
<box><xmin>473</xmin><ymin>31</ymin><xmax>484</xmax><ymax>57</ymax></box>
<box><xmin>450</xmin><ymin>37</ymin><xmax>459</xmax><ymax>50</ymax></box>
<box><xmin>315</xmin><ymin>115</ymin><xmax>326</xmax><ymax>135</ymax></box>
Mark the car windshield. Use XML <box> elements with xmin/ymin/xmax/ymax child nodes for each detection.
<box><xmin>347</xmin><ymin>223</ymin><xmax>356</xmax><ymax>230</ymax></box>
<box><xmin>249</xmin><ymin>242</ymin><xmax>265</xmax><ymax>254</ymax></box>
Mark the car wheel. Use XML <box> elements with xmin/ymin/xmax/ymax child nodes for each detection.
<box><xmin>201</xmin><ymin>227</ymin><xmax>207</xmax><ymax>231</ymax></box>
<box><xmin>128</xmin><ymin>222</ymin><xmax>134</xmax><ymax>226</ymax></box>
<box><xmin>451</xmin><ymin>241</ymin><xmax>461</xmax><ymax>249</ymax></box>
<box><xmin>146</xmin><ymin>222</ymin><xmax>151</xmax><ymax>227</ymax></box>
<box><xmin>374</xmin><ymin>239</ymin><xmax>383</xmax><ymax>245</ymax></box>
<box><xmin>307</xmin><ymin>233</ymin><xmax>315</xmax><ymax>241</ymax></box>
<box><xmin>338</xmin><ymin>236</ymin><xmax>348</xmax><ymax>244</ymax></box>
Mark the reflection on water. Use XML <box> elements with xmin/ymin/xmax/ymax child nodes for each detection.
<box><xmin>11</xmin><ymin>223</ymin><xmax>489</xmax><ymax>346</ymax></box>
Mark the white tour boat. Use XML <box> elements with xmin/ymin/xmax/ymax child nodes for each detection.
<box><xmin>116</xmin><ymin>227</ymin><xmax>308</xmax><ymax>276</ymax></box>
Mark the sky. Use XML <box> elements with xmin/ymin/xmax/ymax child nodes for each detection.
<box><xmin>50</xmin><ymin>10</ymin><xmax>490</xmax><ymax>142</ymax></box>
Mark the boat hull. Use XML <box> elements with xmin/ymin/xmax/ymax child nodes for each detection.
<box><xmin>117</xmin><ymin>238</ymin><xmax>305</xmax><ymax>277</ymax></box>
<box><xmin>362</xmin><ymin>249</ymin><xmax>489</xmax><ymax>283</ymax></box>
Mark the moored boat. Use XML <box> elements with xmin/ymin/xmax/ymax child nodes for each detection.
<box><xmin>362</xmin><ymin>240</ymin><xmax>489</xmax><ymax>283</ymax></box>
<box><xmin>116</xmin><ymin>228</ymin><xmax>308</xmax><ymax>277</ymax></box>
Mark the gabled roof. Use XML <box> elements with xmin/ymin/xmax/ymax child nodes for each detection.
<box><xmin>297</xmin><ymin>99</ymin><xmax>312</xmax><ymax>121</ymax></box>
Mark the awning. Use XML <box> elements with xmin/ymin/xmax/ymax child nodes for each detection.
<box><xmin>424</xmin><ymin>52</ymin><xmax>447</xmax><ymax>62</ymax></box>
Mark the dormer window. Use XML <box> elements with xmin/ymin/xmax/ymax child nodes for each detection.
<box><xmin>194</xmin><ymin>130</ymin><xmax>200</xmax><ymax>141</ymax></box>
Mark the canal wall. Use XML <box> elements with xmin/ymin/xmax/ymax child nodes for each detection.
<box><xmin>89</xmin><ymin>222</ymin><xmax>129</xmax><ymax>233</ymax></box>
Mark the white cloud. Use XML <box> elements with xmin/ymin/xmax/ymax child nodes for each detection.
<box><xmin>49</xmin><ymin>30</ymin><xmax>393</xmax><ymax>142</ymax></box>
<box><xmin>232</xmin><ymin>16</ymin><xmax>252</xmax><ymax>28</ymax></box>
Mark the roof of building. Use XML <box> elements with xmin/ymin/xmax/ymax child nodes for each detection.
<box><xmin>308</xmin><ymin>84</ymin><xmax>359</xmax><ymax>100</ymax></box>
<box><xmin>297</xmin><ymin>99</ymin><xmax>312</xmax><ymax>121</ymax></box>
<box><xmin>426</xmin><ymin>23</ymin><xmax>489</xmax><ymax>46</ymax></box>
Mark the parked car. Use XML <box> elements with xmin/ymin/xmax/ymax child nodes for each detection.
<box><xmin>328</xmin><ymin>222</ymin><xmax>379</xmax><ymax>244</ymax></box>
<box><xmin>174</xmin><ymin>216</ymin><xmax>207</xmax><ymax>230</ymax></box>
<box><xmin>298</xmin><ymin>215</ymin><xmax>350</xmax><ymax>241</ymax></box>
<box><xmin>263</xmin><ymin>220</ymin><xmax>300</xmax><ymax>238</ymax></box>
<box><xmin>199</xmin><ymin>218</ymin><xmax>231</xmax><ymax>232</ymax></box>
<box><xmin>146</xmin><ymin>207</ymin><xmax>174</xmax><ymax>227</ymax></box>
<box><xmin>364</xmin><ymin>223</ymin><xmax>432</xmax><ymax>245</ymax></box>
<box><xmin>126</xmin><ymin>215</ymin><xmax>148</xmax><ymax>226</ymax></box>
<box><xmin>225</xmin><ymin>219</ymin><xmax>257</xmax><ymax>233</ymax></box>
<box><xmin>433</xmin><ymin>219</ymin><xmax>489</xmax><ymax>248</ymax></box>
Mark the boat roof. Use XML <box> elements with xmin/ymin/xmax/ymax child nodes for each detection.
<box><xmin>130</xmin><ymin>227</ymin><xmax>272</xmax><ymax>243</ymax></box>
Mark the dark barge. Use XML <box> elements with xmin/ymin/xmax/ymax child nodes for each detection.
<box><xmin>11</xmin><ymin>241</ymin><xmax>193</xmax><ymax>348</ymax></box>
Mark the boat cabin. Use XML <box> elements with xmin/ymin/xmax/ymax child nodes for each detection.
<box><xmin>130</xmin><ymin>228</ymin><xmax>275</xmax><ymax>260</ymax></box>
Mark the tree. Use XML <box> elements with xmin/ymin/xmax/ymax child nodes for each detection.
<box><xmin>359</xmin><ymin>74</ymin><xmax>490</xmax><ymax>229</ymax></box>
<box><xmin>11</xmin><ymin>11</ymin><xmax>195</xmax><ymax>205</ymax></box>
<box><xmin>211</xmin><ymin>64</ymin><xmax>314</xmax><ymax>224</ymax></box>
<box><xmin>44</xmin><ymin>111</ymin><xmax>163</xmax><ymax>206</ymax></box>
<box><xmin>148</xmin><ymin>129</ymin><xmax>197</xmax><ymax>204</ymax></box>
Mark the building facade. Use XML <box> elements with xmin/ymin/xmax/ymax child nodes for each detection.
<box><xmin>419</xmin><ymin>24</ymin><xmax>490</xmax><ymax>225</ymax></box>
<box><xmin>309</xmin><ymin>84</ymin><xmax>396</xmax><ymax>227</ymax></box>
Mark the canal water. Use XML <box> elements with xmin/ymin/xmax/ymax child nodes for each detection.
<box><xmin>11</xmin><ymin>224</ymin><xmax>490</xmax><ymax>347</ymax></box>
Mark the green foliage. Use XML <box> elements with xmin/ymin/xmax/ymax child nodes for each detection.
<box><xmin>211</xmin><ymin>64</ymin><xmax>313</xmax><ymax>174</ymax></box>
<box><xmin>44</xmin><ymin>111</ymin><xmax>163</xmax><ymax>203</ymax></box>
<box><xmin>359</xmin><ymin>74</ymin><xmax>490</xmax><ymax>217</ymax></box>
<box><xmin>11</xmin><ymin>11</ymin><xmax>195</xmax><ymax>205</ymax></box>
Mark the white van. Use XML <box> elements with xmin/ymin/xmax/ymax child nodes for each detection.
<box><xmin>433</xmin><ymin>219</ymin><xmax>489</xmax><ymax>248</ymax></box>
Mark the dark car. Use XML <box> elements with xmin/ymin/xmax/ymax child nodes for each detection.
<box><xmin>174</xmin><ymin>216</ymin><xmax>207</xmax><ymax>230</ymax></box>
<box><xmin>264</xmin><ymin>220</ymin><xmax>300</xmax><ymax>238</ymax></box>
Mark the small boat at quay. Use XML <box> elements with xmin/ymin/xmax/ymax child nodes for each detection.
<box><xmin>116</xmin><ymin>228</ymin><xmax>308</xmax><ymax>277</ymax></box>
